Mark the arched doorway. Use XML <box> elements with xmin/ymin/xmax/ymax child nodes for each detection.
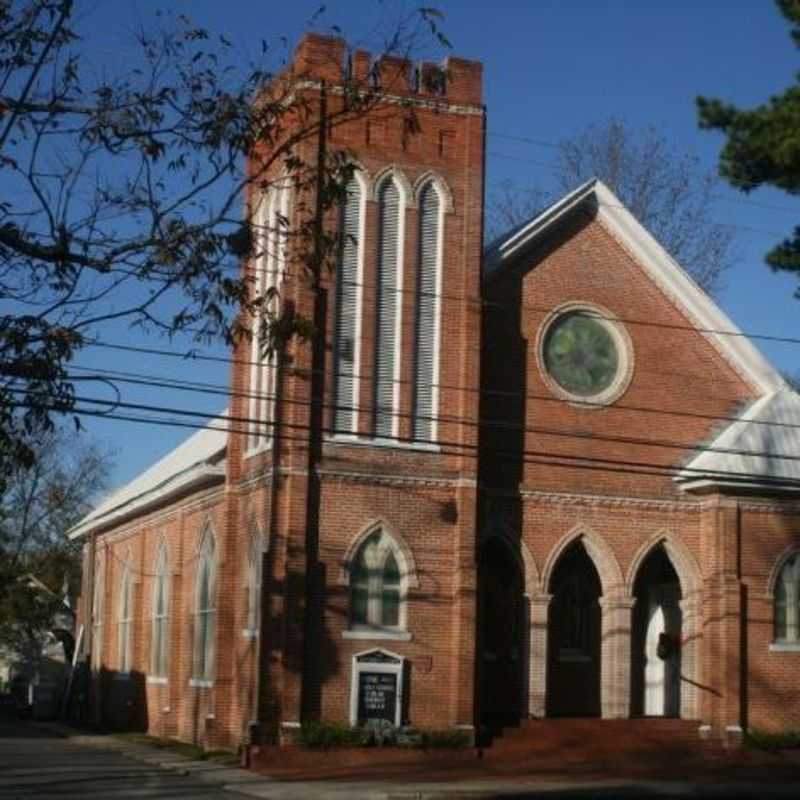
<box><xmin>478</xmin><ymin>538</ymin><xmax>525</xmax><ymax>727</ymax></box>
<box><xmin>631</xmin><ymin>545</ymin><xmax>682</xmax><ymax>717</ymax></box>
<box><xmin>546</xmin><ymin>541</ymin><xmax>602</xmax><ymax>717</ymax></box>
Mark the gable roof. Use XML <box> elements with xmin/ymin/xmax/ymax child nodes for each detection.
<box><xmin>68</xmin><ymin>412</ymin><xmax>228</xmax><ymax>540</ymax></box>
<box><xmin>677</xmin><ymin>389</ymin><xmax>800</xmax><ymax>492</ymax></box>
<box><xmin>484</xmin><ymin>179</ymin><xmax>786</xmax><ymax>397</ymax></box>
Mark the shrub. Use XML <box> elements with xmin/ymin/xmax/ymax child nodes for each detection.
<box><xmin>745</xmin><ymin>729</ymin><xmax>800</xmax><ymax>752</ymax></box>
<box><xmin>298</xmin><ymin>721</ymin><xmax>367</xmax><ymax>749</ymax></box>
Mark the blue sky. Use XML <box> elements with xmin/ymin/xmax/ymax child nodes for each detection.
<box><xmin>69</xmin><ymin>0</ymin><xmax>800</xmax><ymax>488</ymax></box>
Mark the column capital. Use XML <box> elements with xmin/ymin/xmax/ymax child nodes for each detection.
<box><xmin>529</xmin><ymin>592</ymin><xmax>553</xmax><ymax>608</ymax></box>
<box><xmin>598</xmin><ymin>594</ymin><xmax>636</xmax><ymax>610</ymax></box>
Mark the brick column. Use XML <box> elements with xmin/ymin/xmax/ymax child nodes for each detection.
<box><xmin>679</xmin><ymin>594</ymin><xmax>702</xmax><ymax>720</ymax></box>
<box><xmin>599</xmin><ymin>594</ymin><xmax>635</xmax><ymax>719</ymax></box>
<box><xmin>528</xmin><ymin>592</ymin><xmax>551</xmax><ymax>717</ymax></box>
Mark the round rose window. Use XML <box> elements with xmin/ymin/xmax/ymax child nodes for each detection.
<box><xmin>540</xmin><ymin>306</ymin><xmax>630</xmax><ymax>402</ymax></box>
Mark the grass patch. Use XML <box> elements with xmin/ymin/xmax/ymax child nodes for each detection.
<box><xmin>745</xmin><ymin>729</ymin><xmax>800</xmax><ymax>752</ymax></box>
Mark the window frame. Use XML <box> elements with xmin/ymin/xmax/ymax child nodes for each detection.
<box><xmin>343</xmin><ymin>528</ymin><xmax>413</xmax><ymax>641</ymax></box>
<box><xmin>91</xmin><ymin>558</ymin><xmax>104</xmax><ymax>670</ymax></box>
<box><xmin>150</xmin><ymin>543</ymin><xmax>170</xmax><ymax>681</ymax></box>
<box><xmin>772</xmin><ymin>550</ymin><xmax>800</xmax><ymax>649</ymax></box>
<box><xmin>191</xmin><ymin>530</ymin><xmax>217</xmax><ymax>684</ymax></box>
<box><xmin>243</xmin><ymin>530</ymin><xmax>264</xmax><ymax>639</ymax></box>
<box><xmin>117</xmin><ymin>562</ymin><xmax>134</xmax><ymax>675</ymax></box>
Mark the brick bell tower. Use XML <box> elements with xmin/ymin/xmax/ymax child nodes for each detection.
<box><xmin>227</xmin><ymin>34</ymin><xmax>485</xmax><ymax>745</ymax></box>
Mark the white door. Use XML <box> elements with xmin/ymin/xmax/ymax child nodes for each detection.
<box><xmin>643</xmin><ymin>587</ymin><xmax>681</xmax><ymax>717</ymax></box>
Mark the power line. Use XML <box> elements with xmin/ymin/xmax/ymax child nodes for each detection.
<box><xmin>74</xmin><ymin>337</ymin><xmax>799</xmax><ymax>439</ymax></box>
<box><xmin>60</xmin><ymin>363</ymin><xmax>800</xmax><ymax>466</ymax></box>
<box><xmin>235</xmin><ymin>261</ymin><xmax>800</xmax><ymax>350</ymax></box>
<box><xmin>12</xmin><ymin>378</ymin><xmax>800</xmax><ymax>483</ymax></box>
<box><xmin>13</xmin><ymin>397</ymin><xmax>800</xmax><ymax>493</ymax></box>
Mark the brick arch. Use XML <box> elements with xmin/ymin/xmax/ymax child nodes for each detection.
<box><xmin>766</xmin><ymin>543</ymin><xmax>800</xmax><ymax>598</ymax></box>
<box><xmin>481</xmin><ymin>527</ymin><xmax>540</xmax><ymax>597</ymax></box>
<box><xmin>370</xmin><ymin>165</ymin><xmax>414</xmax><ymax>207</ymax></box>
<box><xmin>338</xmin><ymin>518</ymin><xmax>419</xmax><ymax>589</ymax></box>
<box><xmin>413</xmin><ymin>170</ymin><xmax>454</xmax><ymax>213</ymax></box>
<box><xmin>541</xmin><ymin>524</ymin><xmax>624</xmax><ymax>597</ymax></box>
<box><xmin>196</xmin><ymin>519</ymin><xmax>217</xmax><ymax>554</ymax></box>
<box><xmin>625</xmin><ymin>530</ymin><xmax>702</xmax><ymax>600</ymax></box>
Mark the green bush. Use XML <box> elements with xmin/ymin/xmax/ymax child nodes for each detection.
<box><xmin>745</xmin><ymin>729</ymin><xmax>800</xmax><ymax>752</ymax></box>
<box><xmin>298</xmin><ymin>721</ymin><xmax>367</xmax><ymax>749</ymax></box>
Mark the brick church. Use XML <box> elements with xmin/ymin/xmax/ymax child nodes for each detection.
<box><xmin>71</xmin><ymin>34</ymin><xmax>800</xmax><ymax>751</ymax></box>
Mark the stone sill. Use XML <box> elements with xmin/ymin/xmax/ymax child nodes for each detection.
<box><xmin>325</xmin><ymin>434</ymin><xmax>441</xmax><ymax>454</ymax></box>
<box><xmin>769</xmin><ymin>642</ymin><xmax>800</xmax><ymax>652</ymax></box>
<box><xmin>342</xmin><ymin>629</ymin><xmax>412</xmax><ymax>642</ymax></box>
<box><xmin>189</xmin><ymin>678</ymin><xmax>214</xmax><ymax>688</ymax></box>
<box><xmin>146</xmin><ymin>676</ymin><xmax>168</xmax><ymax>685</ymax></box>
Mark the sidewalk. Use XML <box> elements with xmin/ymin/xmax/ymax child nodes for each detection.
<box><xmin>33</xmin><ymin>721</ymin><xmax>800</xmax><ymax>799</ymax></box>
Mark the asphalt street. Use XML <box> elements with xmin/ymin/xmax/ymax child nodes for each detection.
<box><xmin>0</xmin><ymin>718</ymin><xmax>234</xmax><ymax>800</ymax></box>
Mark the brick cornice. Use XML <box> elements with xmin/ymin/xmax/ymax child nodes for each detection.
<box><xmin>317</xmin><ymin>467</ymin><xmax>462</xmax><ymax>489</ymax></box>
<box><xmin>486</xmin><ymin>486</ymin><xmax>700</xmax><ymax>513</ymax></box>
<box><xmin>738</xmin><ymin>498</ymin><xmax>800</xmax><ymax>514</ymax></box>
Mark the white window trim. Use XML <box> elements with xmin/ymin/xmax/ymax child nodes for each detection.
<box><xmin>192</xmin><ymin>531</ymin><xmax>217</xmax><ymax>682</ymax></box>
<box><xmin>428</xmin><ymin>187</ymin><xmax>444</xmax><ymax>443</ymax></box>
<box><xmin>117</xmin><ymin>564</ymin><xmax>134</xmax><ymax>674</ymax></box>
<box><xmin>771</xmin><ymin>549</ymin><xmax>800</xmax><ymax>646</ymax></box>
<box><xmin>391</xmin><ymin>181</ymin><xmax>405</xmax><ymax>440</ymax></box>
<box><xmin>324</xmin><ymin>432</ymin><xmax>441</xmax><ymax>453</ymax></box>
<box><xmin>349</xmin><ymin>648</ymin><xmax>405</xmax><ymax>727</ymax></box>
<box><xmin>91</xmin><ymin>560</ymin><xmax>104</xmax><ymax>670</ymax></box>
<box><xmin>345</xmin><ymin>527</ymin><xmax>415</xmax><ymax>635</ymax></box>
<box><xmin>150</xmin><ymin>544</ymin><xmax>170</xmax><ymax>680</ymax></box>
<box><xmin>246</xmin><ymin>191</ymin><xmax>273</xmax><ymax>456</ymax></box>
<box><xmin>243</xmin><ymin>530</ymin><xmax>263</xmax><ymax>638</ymax></box>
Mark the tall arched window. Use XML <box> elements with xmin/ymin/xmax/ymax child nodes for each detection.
<box><xmin>349</xmin><ymin>531</ymin><xmax>404</xmax><ymax>630</ymax></box>
<box><xmin>117</xmin><ymin>563</ymin><xmax>134</xmax><ymax>673</ymax></box>
<box><xmin>412</xmin><ymin>182</ymin><xmax>442</xmax><ymax>441</ymax></box>
<box><xmin>775</xmin><ymin>552</ymin><xmax>800</xmax><ymax>643</ymax></box>
<box><xmin>333</xmin><ymin>174</ymin><xmax>364</xmax><ymax>435</ymax></box>
<box><xmin>244</xmin><ymin>531</ymin><xmax>263</xmax><ymax>637</ymax></box>
<box><xmin>247</xmin><ymin>179</ymin><xmax>289</xmax><ymax>452</ymax></box>
<box><xmin>151</xmin><ymin>544</ymin><xmax>170</xmax><ymax>679</ymax></box>
<box><xmin>91</xmin><ymin>559</ymin><xmax>104</xmax><ymax>670</ymax></box>
<box><xmin>193</xmin><ymin>530</ymin><xmax>216</xmax><ymax>682</ymax></box>
<box><xmin>374</xmin><ymin>178</ymin><xmax>403</xmax><ymax>438</ymax></box>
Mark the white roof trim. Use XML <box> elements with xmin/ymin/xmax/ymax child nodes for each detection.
<box><xmin>68</xmin><ymin>412</ymin><xmax>228</xmax><ymax>539</ymax></box>
<box><xmin>677</xmin><ymin>389</ymin><xmax>800</xmax><ymax>492</ymax></box>
<box><xmin>484</xmin><ymin>179</ymin><xmax>785</xmax><ymax>397</ymax></box>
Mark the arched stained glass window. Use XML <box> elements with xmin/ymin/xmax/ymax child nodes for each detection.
<box><xmin>151</xmin><ymin>544</ymin><xmax>170</xmax><ymax>678</ymax></box>
<box><xmin>348</xmin><ymin>530</ymin><xmax>406</xmax><ymax>630</ymax></box>
<box><xmin>775</xmin><ymin>552</ymin><xmax>800</xmax><ymax>643</ymax></box>
<box><xmin>117</xmin><ymin>563</ymin><xmax>134</xmax><ymax>673</ymax></box>
<box><xmin>245</xmin><ymin>532</ymin><xmax>263</xmax><ymax>636</ymax></box>
<box><xmin>193</xmin><ymin>531</ymin><xmax>216</xmax><ymax>681</ymax></box>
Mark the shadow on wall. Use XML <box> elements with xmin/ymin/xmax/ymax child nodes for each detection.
<box><xmin>98</xmin><ymin>668</ymin><xmax>149</xmax><ymax>733</ymax></box>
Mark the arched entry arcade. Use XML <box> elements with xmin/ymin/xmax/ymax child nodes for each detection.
<box><xmin>477</xmin><ymin>537</ymin><xmax>526</xmax><ymax>726</ymax></box>
<box><xmin>546</xmin><ymin>540</ymin><xmax>602</xmax><ymax>716</ymax></box>
<box><xmin>626</xmin><ymin>534</ymin><xmax>703</xmax><ymax>720</ymax></box>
